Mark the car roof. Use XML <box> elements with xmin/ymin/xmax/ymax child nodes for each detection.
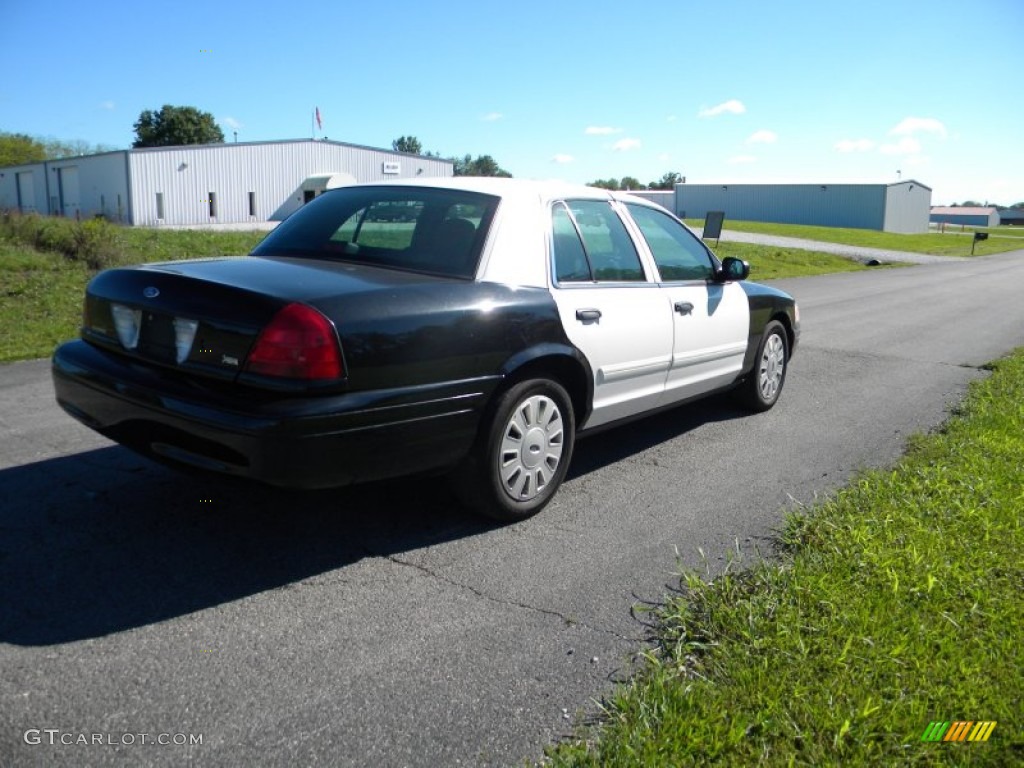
<box><xmin>348</xmin><ymin>176</ymin><xmax>663</xmax><ymax>210</ymax></box>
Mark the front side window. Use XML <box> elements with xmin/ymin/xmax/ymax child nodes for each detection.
<box><xmin>551</xmin><ymin>200</ymin><xmax>645</xmax><ymax>283</ymax></box>
<box><xmin>253</xmin><ymin>187</ymin><xmax>499</xmax><ymax>279</ymax></box>
<box><xmin>626</xmin><ymin>203</ymin><xmax>714</xmax><ymax>281</ymax></box>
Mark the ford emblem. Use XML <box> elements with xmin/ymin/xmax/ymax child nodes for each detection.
<box><xmin>143</xmin><ymin>286</ymin><xmax>160</xmax><ymax>298</ymax></box>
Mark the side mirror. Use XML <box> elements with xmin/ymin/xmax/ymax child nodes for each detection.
<box><xmin>719</xmin><ymin>256</ymin><xmax>749</xmax><ymax>281</ymax></box>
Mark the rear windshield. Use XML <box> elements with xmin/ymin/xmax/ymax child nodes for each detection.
<box><xmin>253</xmin><ymin>186</ymin><xmax>500</xmax><ymax>279</ymax></box>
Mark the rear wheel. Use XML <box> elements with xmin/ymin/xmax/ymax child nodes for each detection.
<box><xmin>735</xmin><ymin>320</ymin><xmax>788</xmax><ymax>412</ymax></box>
<box><xmin>452</xmin><ymin>378</ymin><xmax>575</xmax><ymax>522</ymax></box>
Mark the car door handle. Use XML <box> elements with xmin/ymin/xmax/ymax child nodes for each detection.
<box><xmin>575</xmin><ymin>308</ymin><xmax>602</xmax><ymax>323</ymax></box>
<box><xmin>674</xmin><ymin>301</ymin><xmax>694</xmax><ymax>316</ymax></box>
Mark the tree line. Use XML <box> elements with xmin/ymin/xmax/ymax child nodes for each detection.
<box><xmin>588</xmin><ymin>172</ymin><xmax>683</xmax><ymax>191</ymax></box>
<box><xmin>0</xmin><ymin>132</ymin><xmax>118</xmax><ymax>166</ymax></box>
<box><xmin>392</xmin><ymin>135</ymin><xmax>511</xmax><ymax>177</ymax></box>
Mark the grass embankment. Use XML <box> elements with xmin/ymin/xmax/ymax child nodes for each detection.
<box><xmin>547</xmin><ymin>351</ymin><xmax>1024</xmax><ymax>766</ymax></box>
<box><xmin>688</xmin><ymin>219</ymin><xmax>1024</xmax><ymax>257</ymax></box>
<box><xmin>712</xmin><ymin>241</ymin><xmax>879</xmax><ymax>279</ymax></box>
<box><xmin>0</xmin><ymin>213</ymin><xmax>265</xmax><ymax>362</ymax></box>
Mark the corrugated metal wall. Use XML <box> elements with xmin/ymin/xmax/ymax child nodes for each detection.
<box><xmin>674</xmin><ymin>183</ymin><xmax>887</xmax><ymax>229</ymax></box>
<box><xmin>883</xmin><ymin>181</ymin><xmax>931</xmax><ymax>233</ymax></box>
<box><xmin>929</xmin><ymin>212</ymin><xmax>996</xmax><ymax>227</ymax></box>
<box><xmin>0</xmin><ymin>153</ymin><xmax>130</xmax><ymax>220</ymax></box>
<box><xmin>623</xmin><ymin>190</ymin><xmax>674</xmax><ymax>212</ymax></box>
<box><xmin>52</xmin><ymin>152</ymin><xmax>131</xmax><ymax>222</ymax></box>
<box><xmin>0</xmin><ymin>163</ymin><xmax>47</xmax><ymax>213</ymax></box>
<box><xmin>128</xmin><ymin>140</ymin><xmax>453</xmax><ymax>226</ymax></box>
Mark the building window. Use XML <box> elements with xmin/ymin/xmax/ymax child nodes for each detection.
<box><xmin>208</xmin><ymin>192</ymin><xmax>216</xmax><ymax>218</ymax></box>
<box><xmin>248</xmin><ymin>191</ymin><xmax>256</xmax><ymax>217</ymax></box>
<box><xmin>156</xmin><ymin>193</ymin><xmax>164</xmax><ymax>220</ymax></box>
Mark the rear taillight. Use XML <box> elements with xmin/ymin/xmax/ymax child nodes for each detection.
<box><xmin>244</xmin><ymin>303</ymin><xmax>343</xmax><ymax>380</ymax></box>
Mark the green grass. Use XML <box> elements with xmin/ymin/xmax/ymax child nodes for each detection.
<box><xmin>0</xmin><ymin>241</ymin><xmax>93</xmax><ymax>362</ymax></box>
<box><xmin>546</xmin><ymin>350</ymin><xmax>1024</xmax><ymax>766</ymax></box>
<box><xmin>0</xmin><ymin>219</ymin><xmax>266</xmax><ymax>362</ymax></box>
<box><xmin>688</xmin><ymin>219</ymin><xmax>1024</xmax><ymax>256</ymax></box>
<box><xmin>116</xmin><ymin>227</ymin><xmax>268</xmax><ymax>262</ymax></box>
<box><xmin>712</xmin><ymin>241</ymin><xmax>893</xmax><ymax>279</ymax></box>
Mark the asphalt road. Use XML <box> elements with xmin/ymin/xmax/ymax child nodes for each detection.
<box><xmin>2</xmin><ymin>251</ymin><xmax>1023</xmax><ymax>767</ymax></box>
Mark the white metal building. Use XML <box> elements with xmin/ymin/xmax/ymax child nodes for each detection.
<box><xmin>0</xmin><ymin>139</ymin><xmax>454</xmax><ymax>226</ymax></box>
<box><xmin>669</xmin><ymin>181</ymin><xmax>932</xmax><ymax>233</ymax></box>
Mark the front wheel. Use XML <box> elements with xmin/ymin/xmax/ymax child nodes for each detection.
<box><xmin>452</xmin><ymin>378</ymin><xmax>575</xmax><ymax>522</ymax></box>
<box><xmin>735</xmin><ymin>320</ymin><xmax>788</xmax><ymax>412</ymax></box>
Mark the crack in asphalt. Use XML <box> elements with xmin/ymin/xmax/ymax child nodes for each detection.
<box><xmin>364</xmin><ymin>546</ymin><xmax>640</xmax><ymax>643</ymax></box>
<box><xmin>796</xmin><ymin>343</ymin><xmax>992</xmax><ymax>371</ymax></box>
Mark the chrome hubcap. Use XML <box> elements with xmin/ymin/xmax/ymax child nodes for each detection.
<box><xmin>758</xmin><ymin>334</ymin><xmax>785</xmax><ymax>401</ymax></box>
<box><xmin>498</xmin><ymin>394</ymin><xmax>564</xmax><ymax>502</ymax></box>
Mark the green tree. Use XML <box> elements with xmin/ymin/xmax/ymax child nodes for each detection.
<box><xmin>43</xmin><ymin>138</ymin><xmax>118</xmax><ymax>158</ymax></box>
<box><xmin>132</xmin><ymin>105</ymin><xmax>225</xmax><ymax>148</ymax></box>
<box><xmin>648</xmin><ymin>171</ymin><xmax>682</xmax><ymax>190</ymax></box>
<box><xmin>589</xmin><ymin>178</ymin><xmax>621</xmax><ymax>190</ymax></box>
<box><xmin>392</xmin><ymin>136</ymin><xmax>423</xmax><ymax>155</ymax></box>
<box><xmin>619</xmin><ymin>176</ymin><xmax>644</xmax><ymax>191</ymax></box>
<box><xmin>0</xmin><ymin>132</ymin><xmax>48</xmax><ymax>166</ymax></box>
<box><xmin>0</xmin><ymin>132</ymin><xmax>116</xmax><ymax>165</ymax></box>
<box><xmin>452</xmin><ymin>154</ymin><xmax>512</xmax><ymax>177</ymax></box>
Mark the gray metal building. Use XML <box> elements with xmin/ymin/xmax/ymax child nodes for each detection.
<box><xmin>0</xmin><ymin>139</ymin><xmax>453</xmax><ymax>226</ymax></box>
<box><xmin>929</xmin><ymin>206</ymin><xmax>1000</xmax><ymax>228</ymax></box>
<box><xmin>671</xmin><ymin>181</ymin><xmax>932</xmax><ymax>233</ymax></box>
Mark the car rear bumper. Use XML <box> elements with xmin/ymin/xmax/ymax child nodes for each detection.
<box><xmin>52</xmin><ymin>340</ymin><xmax>498</xmax><ymax>490</ymax></box>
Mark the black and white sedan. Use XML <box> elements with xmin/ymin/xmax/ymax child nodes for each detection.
<box><xmin>52</xmin><ymin>178</ymin><xmax>799</xmax><ymax>521</ymax></box>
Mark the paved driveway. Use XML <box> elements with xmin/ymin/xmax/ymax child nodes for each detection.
<box><xmin>1</xmin><ymin>250</ymin><xmax>1023</xmax><ymax>766</ymax></box>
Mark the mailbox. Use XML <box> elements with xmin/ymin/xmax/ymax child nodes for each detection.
<box><xmin>972</xmin><ymin>231</ymin><xmax>989</xmax><ymax>254</ymax></box>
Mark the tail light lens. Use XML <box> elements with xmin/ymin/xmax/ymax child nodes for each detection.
<box><xmin>244</xmin><ymin>303</ymin><xmax>343</xmax><ymax>380</ymax></box>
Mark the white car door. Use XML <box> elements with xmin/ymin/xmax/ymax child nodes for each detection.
<box><xmin>548</xmin><ymin>200</ymin><xmax>673</xmax><ymax>430</ymax></box>
<box><xmin>622</xmin><ymin>203</ymin><xmax>750</xmax><ymax>402</ymax></box>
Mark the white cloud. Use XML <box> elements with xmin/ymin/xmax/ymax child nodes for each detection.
<box><xmin>746</xmin><ymin>130</ymin><xmax>777</xmax><ymax>145</ymax></box>
<box><xmin>666</xmin><ymin>115</ymin><xmax>678</xmax><ymax>122</ymax></box>
<box><xmin>657</xmin><ymin>153</ymin><xmax>671</xmax><ymax>162</ymax></box>
<box><xmin>698</xmin><ymin>99</ymin><xmax>746</xmax><ymax>118</ymax></box>
<box><xmin>890</xmin><ymin>117</ymin><xmax>947</xmax><ymax>138</ymax></box>
<box><xmin>880</xmin><ymin>137</ymin><xmax>922</xmax><ymax>155</ymax></box>
<box><xmin>612</xmin><ymin>138</ymin><xmax>641</xmax><ymax>151</ymax></box>
<box><xmin>585</xmin><ymin>126</ymin><xmax>622</xmax><ymax>135</ymax></box>
<box><xmin>551</xmin><ymin>154</ymin><xmax>574</xmax><ymax>164</ymax></box>
<box><xmin>481</xmin><ymin>112</ymin><xmax>503</xmax><ymax>122</ymax></box>
<box><xmin>728</xmin><ymin>155</ymin><xmax>757</xmax><ymax>165</ymax></box>
<box><xmin>99</xmin><ymin>100</ymin><xmax>115</xmax><ymax>110</ymax></box>
<box><xmin>834</xmin><ymin>138</ymin><xmax>876</xmax><ymax>153</ymax></box>
<box><xmin>221</xmin><ymin>116</ymin><xmax>243</xmax><ymax>130</ymax></box>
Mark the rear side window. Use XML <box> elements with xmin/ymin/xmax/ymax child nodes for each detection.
<box><xmin>552</xmin><ymin>204</ymin><xmax>591</xmax><ymax>282</ymax></box>
<box><xmin>626</xmin><ymin>203</ymin><xmax>714</xmax><ymax>281</ymax></box>
<box><xmin>253</xmin><ymin>187</ymin><xmax>499</xmax><ymax>279</ymax></box>
<box><xmin>551</xmin><ymin>200</ymin><xmax>645</xmax><ymax>283</ymax></box>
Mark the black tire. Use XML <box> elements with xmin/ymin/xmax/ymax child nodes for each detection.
<box><xmin>451</xmin><ymin>378</ymin><xmax>575</xmax><ymax>522</ymax></box>
<box><xmin>735</xmin><ymin>320</ymin><xmax>788</xmax><ymax>412</ymax></box>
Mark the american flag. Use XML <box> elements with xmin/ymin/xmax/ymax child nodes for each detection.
<box><xmin>315</xmin><ymin>107</ymin><xmax>322</xmax><ymax>131</ymax></box>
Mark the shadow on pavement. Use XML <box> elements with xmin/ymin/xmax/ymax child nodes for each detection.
<box><xmin>0</xmin><ymin>393</ymin><xmax>744</xmax><ymax>647</ymax></box>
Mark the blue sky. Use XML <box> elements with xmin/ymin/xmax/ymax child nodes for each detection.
<box><xmin>2</xmin><ymin>0</ymin><xmax>1021</xmax><ymax>205</ymax></box>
